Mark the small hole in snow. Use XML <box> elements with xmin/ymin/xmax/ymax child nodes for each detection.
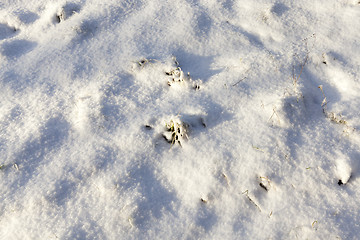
<box><xmin>259</xmin><ymin>182</ymin><xmax>268</xmax><ymax>191</ymax></box>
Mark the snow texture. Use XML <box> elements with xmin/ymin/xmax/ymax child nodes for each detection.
<box><xmin>1</xmin><ymin>0</ymin><xmax>360</xmax><ymax>239</ymax></box>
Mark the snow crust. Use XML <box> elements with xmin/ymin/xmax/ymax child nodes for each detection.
<box><xmin>1</xmin><ymin>0</ymin><xmax>360</xmax><ymax>239</ymax></box>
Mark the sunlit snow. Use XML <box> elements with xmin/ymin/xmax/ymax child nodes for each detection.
<box><xmin>1</xmin><ymin>0</ymin><xmax>360</xmax><ymax>239</ymax></box>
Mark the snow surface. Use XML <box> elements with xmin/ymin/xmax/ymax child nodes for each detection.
<box><xmin>1</xmin><ymin>0</ymin><xmax>360</xmax><ymax>239</ymax></box>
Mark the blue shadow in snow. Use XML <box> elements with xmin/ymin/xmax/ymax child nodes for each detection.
<box><xmin>196</xmin><ymin>204</ymin><xmax>218</xmax><ymax>232</ymax></box>
<box><xmin>271</xmin><ymin>3</ymin><xmax>290</xmax><ymax>17</ymax></box>
<box><xmin>1</xmin><ymin>39</ymin><xmax>37</xmax><ymax>59</ymax></box>
<box><xmin>50</xmin><ymin>179</ymin><xmax>78</xmax><ymax>206</ymax></box>
<box><xmin>0</xmin><ymin>23</ymin><xmax>18</xmax><ymax>40</ymax></box>
<box><xmin>118</xmin><ymin>163</ymin><xmax>178</xmax><ymax>230</ymax></box>
<box><xmin>17</xmin><ymin>11</ymin><xmax>39</xmax><ymax>24</ymax></box>
<box><xmin>1</xmin><ymin>70</ymin><xmax>25</xmax><ymax>91</ymax></box>
<box><xmin>195</xmin><ymin>12</ymin><xmax>212</xmax><ymax>38</ymax></box>
<box><xmin>9</xmin><ymin>116</ymin><xmax>70</xmax><ymax>194</ymax></box>
<box><xmin>173</xmin><ymin>49</ymin><xmax>223</xmax><ymax>82</ymax></box>
<box><xmin>99</xmin><ymin>73</ymin><xmax>137</xmax><ymax>131</ymax></box>
<box><xmin>281</xmin><ymin>67</ymin><xmax>342</xmax><ymax>165</ymax></box>
<box><xmin>223</xmin><ymin>21</ymin><xmax>264</xmax><ymax>49</ymax></box>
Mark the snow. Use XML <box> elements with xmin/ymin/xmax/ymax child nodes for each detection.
<box><xmin>1</xmin><ymin>0</ymin><xmax>360</xmax><ymax>239</ymax></box>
